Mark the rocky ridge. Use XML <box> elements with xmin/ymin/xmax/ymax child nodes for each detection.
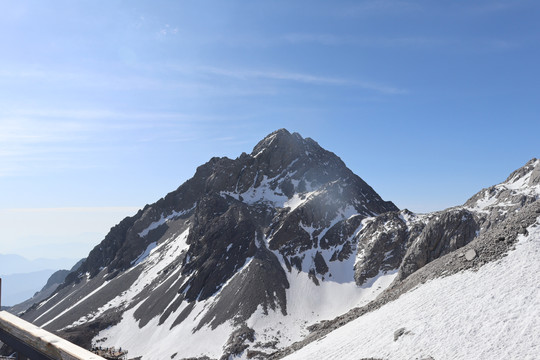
<box><xmin>270</xmin><ymin>158</ymin><xmax>540</xmax><ymax>359</ymax></box>
<box><xmin>20</xmin><ymin>129</ymin><xmax>399</xmax><ymax>359</ymax></box>
<box><xmin>17</xmin><ymin>130</ymin><xmax>538</xmax><ymax>359</ymax></box>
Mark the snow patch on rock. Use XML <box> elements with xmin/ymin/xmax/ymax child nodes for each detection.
<box><xmin>284</xmin><ymin>217</ymin><xmax>540</xmax><ymax>360</ymax></box>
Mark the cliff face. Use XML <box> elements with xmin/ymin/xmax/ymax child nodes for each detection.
<box><xmin>22</xmin><ymin>129</ymin><xmax>398</xmax><ymax>359</ymax></box>
<box><xmin>21</xmin><ymin>131</ymin><xmax>539</xmax><ymax>360</ymax></box>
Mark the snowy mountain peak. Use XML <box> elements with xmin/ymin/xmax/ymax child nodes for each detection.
<box><xmin>16</xmin><ymin>143</ymin><xmax>539</xmax><ymax>360</ymax></box>
<box><xmin>502</xmin><ymin>157</ymin><xmax>540</xmax><ymax>189</ymax></box>
<box><xmin>463</xmin><ymin>158</ymin><xmax>539</xmax><ymax>220</ymax></box>
<box><xmin>22</xmin><ymin>129</ymin><xmax>398</xmax><ymax>359</ymax></box>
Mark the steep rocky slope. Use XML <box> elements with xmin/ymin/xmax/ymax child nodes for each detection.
<box><xmin>21</xmin><ymin>129</ymin><xmax>398</xmax><ymax>359</ymax></box>
<box><xmin>281</xmin><ymin>207</ymin><xmax>540</xmax><ymax>360</ymax></box>
<box><xmin>272</xmin><ymin>158</ymin><xmax>540</xmax><ymax>359</ymax></box>
<box><xmin>20</xmin><ymin>130</ymin><xmax>538</xmax><ymax>360</ymax></box>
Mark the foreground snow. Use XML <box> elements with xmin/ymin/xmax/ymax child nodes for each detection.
<box><xmin>245</xmin><ymin>269</ymin><xmax>397</xmax><ymax>352</ymax></box>
<box><xmin>94</xmin><ymin>251</ymin><xmax>396</xmax><ymax>359</ymax></box>
<box><xmin>284</xmin><ymin>217</ymin><xmax>540</xmax><ymax>360</ymax></box>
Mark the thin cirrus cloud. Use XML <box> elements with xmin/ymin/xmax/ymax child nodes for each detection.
<box><xmin>467</xmin><ymin>1</ymin><xmax>522</xmax><ymax>14</ymax></box>
<box><xmin>282</xmin><ymin>32</ymin><xmax>521</xmax><ymax>55</ymax></box>
<box><xmin>197</xmin><ymin>66</ymin><xmax>407</xmax><ymax>94</ymax></box>
<box><xmin>282</xmin><ymin>33</ymin><xmax>444</xmax><ymax>48</ymax></box>
<box><xmin>0</xmin><ymin>207</ymin><xmax>141</xmax><ymax>214</ymax></box>
<box><xmin>0</xmin><ymin>108</ymin><xmax>220</xmax><ymax>122</ymax></box>
<box><xmin>0</xmin><ymin>61</ymin><xmax>406</xmax><ymax>96</ymax></box>
<box><xmin>0</xmin><ymin>114</ymin><xmax>195</xmax><ymax>150</ymax></box>
<box><xmin>0</xmin><ymin>207</ymin><xmax>141</xmax><ymax>259</ymax></box>
<box><xmin>0</xmin><ymin>117</ymin><xmax>156</xmax><ymax>176</ymax></box>
<box><xmin>0</xmin><ymin>111</ymin><xmax>238</xmax><ymax>177</ymax></box>
<box><xmin>337</xmin><ymin>0</ymin><xmax>423</xmax><ymax>17</ymax></box>
<box><xmin>158</xmin><ymin>24</ymin><xmax>179</xmax><ymax>36</ymax></box>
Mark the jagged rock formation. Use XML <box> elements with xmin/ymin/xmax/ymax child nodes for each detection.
<box><xmin>397</xmin><ymin>208</ymin><xmax>478</xmax><ymax>280</ymax></box>
<box><xmin>21</xmin><ymin>129</ymin><xmax>398</xmax><ymax>360</ymax></box>
<box><xmin>354</xmin><ymin>210</ymin><xmax>429</xmax><ymax>285</ymax></box>
<box><xmin>271</xmin><ymin>158</ymin><xmax>540</xmax><ymax>359</ymax></box>
<box><xmin>272</xmin><ymin>198</ymin><xmax>540</xmax><ymax>359</ymax></box>
<box><xmin>18</xmin><ymin>132</ymin><xmax>539</xmax><ymax>360</ymax></box>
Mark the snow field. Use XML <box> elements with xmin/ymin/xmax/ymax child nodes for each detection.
<box><xmin>283</xmin><ymin>218</ymin><xmax>540</xmax><ymax>360</ymax></box>
<box><xmin>245</xmin><ymin>268</ymin><xmax>398</xmax><ymax>353</ymax></box>
<box><xmin>97</xmin><ymin>300</ymin><xmax>234</xmax><ymax>360</ymax></box>
<box><xmin>95</xmin><ymin>229</ymin><xmax>256</xmax><ymax>359</ymax></box>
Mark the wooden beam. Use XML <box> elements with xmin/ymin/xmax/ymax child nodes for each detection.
<box><xmin>0</xmin><ymin>311</ymin><xmax>106</xmax><ymax>360</ymax></box>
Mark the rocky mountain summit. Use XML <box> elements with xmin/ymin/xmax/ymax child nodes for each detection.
<box><xmin>17</xmin><ymin>133</ymin><xmax>539</xmax><ymax>360</ymax></box>
<box><xmin>21</xmin><ymin>129</ymin><xmax>400</xmax><ymax>359</ymax></box>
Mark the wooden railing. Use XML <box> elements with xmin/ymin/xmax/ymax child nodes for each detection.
<box><xmin>0</xmin><ymin>311</ymin><xmax>106</xmax><ymax>360</ymax></box>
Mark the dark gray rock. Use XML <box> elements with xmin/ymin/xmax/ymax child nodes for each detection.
<box><xmin>269</xmin><ymin>200</ymin><xmax>540</xmax><ymax>359</ymax></box>
<box><xmin>195</xmin><ymin>247</ymin><xmax>289</xmax><ymax>330</ymax></box>
<box><xmin>397</xmin><ymin>209</ymin><xmax>478</xmax><ymax>281</ymax></box>
<box><xmin>393</xmin><ymin>327</ymin><xmax>410</xmax><ymax>341</ymax></box>
<box><xmin>464</xmin><ymin>158</ymin><xmax>539</xmax><ymax>233</ymax></box>
<box><xmin>354</xmin><ymin>210</ymin><xmax>429</xmax><ymax>286</ymax></box>
<box><xmin>220</xmin><ymin>324</ymin><xmax>256</xmax><ymax>360</ymax></box>
<box><xmin>0</xmin><ymin>128</ymin><xmax>385</xmax><ymax>359</ymax></box>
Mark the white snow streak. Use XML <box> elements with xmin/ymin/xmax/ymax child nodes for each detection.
<box><xmin>284</xmin><ymin>218</ymin><xmax>540</xmax><ymax>360</ymax></box>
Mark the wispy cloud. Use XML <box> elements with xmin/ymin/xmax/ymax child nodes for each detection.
<box><xmin>0</xmin><ymin>108</ymin><xmax>220</xmax><ymax>122</ymax></box>
<box><xmin>338</xmin><ymin>0</ymin><xmax>423</xmax><ymax>17</ymax></box>
<box><xmin>199</xmin><ymin>66</ymin><xmax>351</xmax><ymax>85</ymax></box>
<box><xmin>283</xmin><ymin>32</ymin><xmax>521</xmax><ymax>54</ymax></box>
<box><xmin>0</xmin><ymin>115</ymin><xmax>182</xmax><ymax>177</ymax></box>
<box><xmin>483</xmin><ymin>39</ymin><xmax>520</xmax><ymax>51</ymax></box>
<box><xmin>0</xmin><ymin>64</ymin><xmax>283</xmax><ymax>98</ymax></box>
<box><xmin>283</xmin><ymin>33</ymin><xmax>345</xmax><ymax>46</ymax></box>
<box><xmin>0</xmin><ymin>107</ymin><xmax>251</xmax><ymax>177</ymax></box>
<box><xmin>283</xmin><ymin>33</ymin><xmax>444</xmax><ymax>48</ymax></box>
<box><xmin>0</xmin><ymin>118</ymin><xmax>88</xmax><ymax>145</ymax></box>
<box><xmin>467</xmin><ymin>1</ymin><xmax>521</xmax><ymax>14</ymax></box>
<box><xmin>197</xmin><ymin>66</ymin><xmax>407</xmax><ymax>94</ymax></box>
<box><xmin>158</xmin><ymin>24</ymin><xmax>179</xmax><ymax>37</ymax></box>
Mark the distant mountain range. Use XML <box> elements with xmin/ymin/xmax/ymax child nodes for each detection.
<box><xmin>7</xmin><ymin>259</ymin><xmax>85</xmax><ymax>313</ymax></box>
<box><xmin>0</xmin><ymin>254</ymin><xmax>77</xmax><ymax>276</ymax></box>
<box><xmin>16</xmin><ymin>129</ymin><xmax>539</xmax><ymax>360</ymax></box>
<box><xmin>0</xmin><ymin>255</ymin><xmax>78</xmax><ymax>306</ymax></box>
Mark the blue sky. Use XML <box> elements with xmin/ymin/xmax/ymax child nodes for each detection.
<box><xmin>0</xmin><ymin>0</ymin><xmax>538</xmax><ymax>260</ymax></box>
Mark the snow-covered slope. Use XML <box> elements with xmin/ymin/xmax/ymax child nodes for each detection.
<box><xmin>464</xmin><ymin>158</ymin><xmax>539</xmax><ymax>229</ymax></box>
<box><xmin>19</xmin><ymin>132</ymin><xmax>538</xmax><ymax>360</ymax></box>
<box><xmin>282</xmin><ymin>215</ymin><xmax>540</xmax><ymax>360</ymax></box>
<box><xmin>271</xmin><ymin>159</ymin><xmax>540</xmax><ymax>360</ymax></box>
<box><xmin>21</xmin><ymin>129</ymin><xmax>399</xmax><ymax>359</ymax></box>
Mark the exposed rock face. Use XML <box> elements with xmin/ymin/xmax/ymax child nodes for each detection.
<box><xmin>353</xmin><ymin>159</ymin><xmax>540</xmax><ymax>285</ymax></box>
<box><xmin>354</xmin><ymin>210</ymin><xmax>429</xmax><ymax>285</ymax></box>
<box><xmin>195</xmin><ymin>246</ymin><xmax>289</xmax><ymax>330</ymax></box>
<box><xmin>22</xmin><ymin>129</ymin><xmax>398</xmax><ymax>359</ymax></box>
<box><xmin>397</xmin><ymin>209</ymin><xmax>478</xmax><ymax>280</ymax></box>
<box><xmin>19</xmin><ymin>129</ymin><xmax>537</xmax><ymax>360</ymax></box>
<box><xmin>220</xmin><ymin>324</ymin><xmax>256</xmax><ymax>360</ymax></box>
<box><xmin>464</xmin><ymin>158</ymin><xmax>539</xmax><ymax>231</ymax></box>
<box><xmin>270</xmin><ymin>160</ymin><xmax>540</xmax><ymax>360</ymax></box>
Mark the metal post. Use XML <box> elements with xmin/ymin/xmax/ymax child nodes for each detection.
<box><xmin>0</xmin><ymin>277</ymin><xmax>2</xmax><ymax>309</ymax></box>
